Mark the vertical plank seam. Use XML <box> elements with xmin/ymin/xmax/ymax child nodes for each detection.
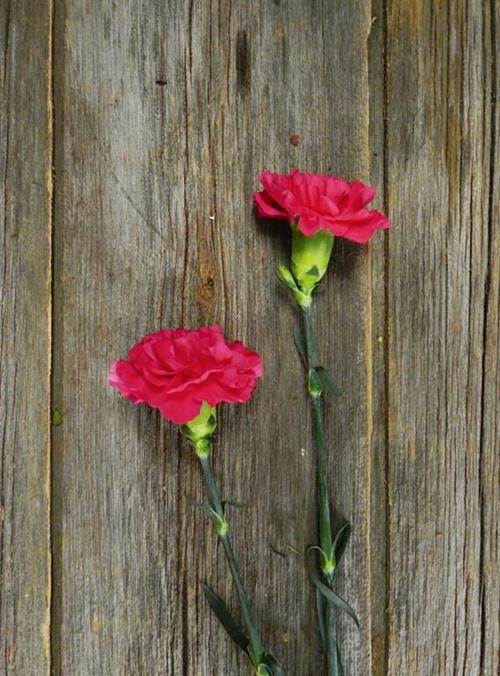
<box><xmin>1</xmin><ymin>0</ymin><xmax>11</xmax><ymax>330</ymax></box>
<box><xmin>1</xmin><ymin>3</ymin><xmax>12</xmax><ymax>672</ymax></box>
<box><xmin>366</xmin><ymin>247</ymin><xmax>374</xmax><ymax>668</ymax></box>
<box><xmin>382</xmin><ymin>0</ymin><xmax>391</xmax><ymax>672</ymax></box>
<box><xmin>180</xmin><ymin>8</ymin><xmax>194</xmax><ymax>672</ymax></box>
<box><xmin>44</xmin><ymin>0</ymin><xmax>54</xmax><ymax>672</ymax></box>
<box><xmin>365</xmin><ymin>2</ymin><xmax>374</xmax><ymax>670</ymax></box>
<box><xmin>449</xmin><ymin>2</ymin><xmax>466</xmax><ymax>670</ymax></box>
<box><xmin>49</xmin><ymin>0</ymin><xmax>65</xmax><ymax>666</ymax></box>
<box><xmin>479</xmin><ymin>0</ymin><xmax>497</xmax><ymax>672</ymax></box>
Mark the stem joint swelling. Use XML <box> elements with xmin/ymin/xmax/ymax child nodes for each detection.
<box><xmin>321</xmin><ymin>557</ymin><xmax>336</xmax><ymax>576</ymax></box>
<box><xmin>215</xmin><ymin>515</ymin><xmax>230</xmax><ymax>536</ymax></box>
<box><xmin>308</xmin><ymin>368</ymin><xmax>323</xmax><ymax>398</ymax></box>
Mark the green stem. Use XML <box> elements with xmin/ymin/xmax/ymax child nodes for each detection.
<box><xmin>323</xmin><ymin>570</ymin><xmax>338</xmax><ymax>676</ymax></box>
<box><xmin>197</xmin><ymin>450</ymin><xmax>264</xmax><ymax>668</ymax></box>
<box><xmin>312</xmin><ymin>396</ymin><xmax>334</xmax><ymax>565</ymax></box>
<box><xmin>302</xmin><ymin>302</ymin><xmax>338</xmax><ymax>676</ymax></box>
<box><xmin>302</xmin><ymin>303</ymin><xmax>334</xmax><ymax>563</ymax></box>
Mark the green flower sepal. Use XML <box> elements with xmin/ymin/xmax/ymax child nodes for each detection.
<box><xmin>290</xmin><ymin>222</ymin><xmax>334</xmax><ymax>296</ymax></box>
<box><xmin>180</xmin><ymin>402</ymin><xmax>217</xmax><ymax>456</ymax></box>
<box><xmin>277</xmin><ymin>264</ymin><xmax>313</xmax><ymax>307</ymax></box>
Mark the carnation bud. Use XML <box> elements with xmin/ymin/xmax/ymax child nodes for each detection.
<box><xmin>291</xmin><ymin>223</ymin><xmax>334</xmax><ymax>298</ymax></box>
<box><xmin>181</xmin><ymin>402</ymin><xmax>217</xmax><ymax>456</ymax></box>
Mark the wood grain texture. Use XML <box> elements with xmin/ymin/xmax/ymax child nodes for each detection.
<box><xmin>0</xmin><ymin>1</ymin><xmax>52</xmax><ymax>673</ymax></box>
<box><xmin>368</xmin><ymin>1</ymin><xmax>390</xmax><ymax>673</ymax></box>
<box><xmin>386</xmin><ymin>0</ymin><xmax>497</xmax><ymax>673</ymax></box>
<box><xmin>51</xmin><ymin>0</ymin><xmax>375</xmax><ymax>673</ymax></box>
<box><xmin>480</xmin><ymin>2</ymin><xmax>499</xmax><ymax>672</ymax></box>
<box><xmin>1</xmin><ymin>0</ymin><xmax>498</xmax><ymax>674</ymax></box>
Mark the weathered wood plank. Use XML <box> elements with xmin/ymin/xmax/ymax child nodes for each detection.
<box><xmin>52</xmin><ymin>0</ymin><xmax>375</xmax><ymax>673</ymax></box>
<box><xmin>309</xmin><ymin>3</ymin><xmax>377</xmax><ymax>673</ymax></box>
<box><xmin>1</xmin><ymin>1</ymin><xmax>496</xmax><ymax>674</ymax></box>
<box><xmin>368</xmin><ymin>1</ymin><xmax>390</xmax><ymax>673</ymax></box>
<box><xmin>386</xmin><ymin>1</ymin><xmax>496</xmax><ymax>673</ymax></box>
<box><xmin>0</xmin><ymin>1</ymin><xmax>52</xmax><ymax>673</ymax></box>
<box><xmin>480</xmin><ymin>2</ymin><xmax>499</xmax><ymax>672</ymax></box>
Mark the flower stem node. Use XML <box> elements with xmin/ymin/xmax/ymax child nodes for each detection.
<box><xmin>321</xmin><ymin>557</ymin><xmax>336</xmax><ymax>576</ymax></box>
<box><xmin>277</xmin><ymin>264</ymin><xmax>312</xmax><ymax>308</ymax></box>
<box><xmin>291</xmin><ymin>224</ymin><xmax>334</xmax><ymax>295</ymax></box>
<box><xmin>307</xmin><ymin>368</ymin><xmax>323</xmax><ymax>398</ymax></box>
<box><xmin>181</xmin><ymin>402</ymin><xmax>217</xmax><ymax>455</ymax></box>
<box><xmin>215</xmin><ymin>517</ymin><xmax>230</xmax><ymax>536</ymax></box>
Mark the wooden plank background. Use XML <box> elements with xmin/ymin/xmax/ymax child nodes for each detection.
<box><xmin>0</xmin><ymin>1</ymin><xmax>52</xmax><ymax>673</ymax></box>
<box><xmin>0</xmin><ymin>1</ymin><xmax>497</xmax><ymax>674</ymax></box>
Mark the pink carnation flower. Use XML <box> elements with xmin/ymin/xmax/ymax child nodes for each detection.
<box><xmin>110</xmin><ymin>326</ymin><xmax>263</xmax><ymax>424</ymax></box>
<box><xmin>253</xmin><ymin>169</ymin><xmax>390</xmax><ymax>243</ymax></box>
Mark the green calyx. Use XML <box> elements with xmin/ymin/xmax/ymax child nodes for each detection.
<box><xmin>277</xmin><ymin>264</ymin><xmax>312</xmax><ymax>307</ymax></box>
<box><xmin>180</xmin><ymin>402</ymin><xmax>217</xmax><ymax>456</ymax></box>
<box><xmin>291</xmin><ymin>223</ymin><xmax>334</xmax><ymax>297</ymax></box>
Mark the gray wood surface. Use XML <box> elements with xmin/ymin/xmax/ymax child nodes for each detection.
<box><xmin>0</xmin><ymin>1</ymin><xmax>52</xmax><ymax>674</ymax></box>
<box><xmin>1</xmin><ymin>1</ymin><xmax>497</xmax><ymax>674</ymax></box>
<box><xmin>386</xmin><ymin>1</ymin><xmax>498</xmax><ymax>674</ymax></box>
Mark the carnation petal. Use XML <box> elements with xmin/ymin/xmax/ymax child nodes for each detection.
<box><xmin>159</xmin><ymin>395</ymin><xmax>203</xmax><ymax>425</ymax></box>
<box><xmin>253</xmin><ymin>190</ymin><xmax>289</xmax><ymax>220</ymax></box>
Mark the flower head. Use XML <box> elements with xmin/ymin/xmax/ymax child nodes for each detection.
<box><xmin>253</xmin><ymin>169</ymin><xmax>390</xmax><ymax>243</ymax></box>
<box><xmin>110</xmin><ymin>326</ymin><xmax>263</xmax><ymax>424</ymax></box>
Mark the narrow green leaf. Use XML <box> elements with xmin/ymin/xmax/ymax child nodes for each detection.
<box><xmin>315</xmin><ymin>587</ymin><xmax>326</xmax><ymax>648</ymax></box>
<box><xmin>190</xmin><ymin>500</ymin><xmax>224</xmax><ymax>529</ymax></box>
<box><xmin>202</xmin><ymin>584</ymin><xmax>249</xmax><ymax>652</ymax></box>
<box><xmin>330</xmin><ymin>591</ymin><xmax>359</xmax><ymax>627</ymax></box>
<box><xmin>277</xmin><ymin>264</ymin><xmax>298</xmax><ymax>291</ymax></box>
<box><xmin>306</xmin><ymin>550</ymin><xmax>359</xmax><ymax>628</ymax></box>
<box><xmin>52</xmin><ymin>407</ymin><xmax>63</xmax><ymax>426</ymax></box>
<box><xmin>260</xmin><ymin>654</ymin><xmax>286</xmax><ymax>675</ymax></box>
<box><xmin>247</xmin><ymin>644</ymin><xmax>261</xmax><ymax>669</ymax></box>
<box><xmin>318</xmin><ymin>585</ymin><xmax>359</xmax><ymax>628</ymax></box>
<box><xmin>332</xmin><ymin>521</ymin><xmax>351</xmax><ymax>566</ymax></box>
<box><xmin>293</xmin><ymin>324</ymin><xmax>307</xmax><ymax>364</ymax></box>
<box><xmin>314</xmin><ymin>366</ymin><xmax>343</xmax><ymax>397</ymax></box>
<box><xmin>223</xmin><ymin>498</ymin><xmax>248</xmax><ymax>510</ymax></box>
